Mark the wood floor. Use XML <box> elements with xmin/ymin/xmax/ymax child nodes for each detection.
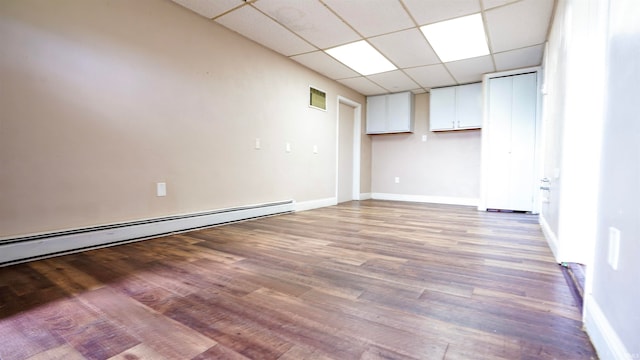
<box><xmin>0</xmin><ymin>200</ymin><xmax>596</xmax><ymax>360</ymax></box>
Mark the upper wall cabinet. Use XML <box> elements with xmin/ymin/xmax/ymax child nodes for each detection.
<box><xmin>366</xmin><ymin>92</ymin><xmax>414</xmax><ymax>134</ymax></box>
<box><xmin>430</xmin><ymin>82</ymin><xmax>482</xmax><ymax>131</ymax></box>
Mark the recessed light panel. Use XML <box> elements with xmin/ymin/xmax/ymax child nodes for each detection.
<box><xmin>325</xmin><ymin>40</ymin><xmax>397</xmax><ymax>76</ymax></box>
<box><xmin>421</xmin><ymin>14</ymin><xmax>490</xmax><ymax>63</ymax></box>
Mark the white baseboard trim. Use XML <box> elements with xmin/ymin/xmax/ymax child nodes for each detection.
<box><xmin>358</xmin><ymin>193</ymin><xmax>372</xmax><ymax>200</ymax></box>
<box><xmin>371</xmin><ymin>193</ymin><xmax>479</xmax><ymax>207</ymax></box>
<box><xmin>294</xmin><ymin>197</ymin><xmax>337</xmax><ymax>212</ymax></box>
<box><xmin>0</xmin><ymin>200</ymin><xmax>294</xmax><ymax>266</ymax></box>
<box><xmin>584</xmin><ymin>294</ymin><xmax>632</xmax><ymax>360</ymax></box>
<box><xmin>539</xmin><ymin>213</ymin><xmax>560</xmax><ymax>262</ymax></box>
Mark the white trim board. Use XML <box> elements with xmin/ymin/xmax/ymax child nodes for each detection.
<box><xmin>584</xmin><ymin>294</ymin><xmax>632</xmax><ymax>360</ymax></box>
<box><xmin>539</xmin><ymin>213</ymin><xmax>560</xmax><ymax>262</ymax></box>
<box><xmin>294</xmin><ymin>197</ymin><xmax>337</xmax><ymax>212</ymax></box>
<box><xmin>371</xmin><ymin>193</ymin><xmax>479</xmax><ymax>207</ymax></box>
<box><xmin>0</xmin><ymin>200</ymin><xmax>294</xmax><ymax>267</ymax></box>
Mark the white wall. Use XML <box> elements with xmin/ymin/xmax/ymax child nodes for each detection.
<box><xmin>540</xmin><ymin>0</ymin><xmax>607</xmax><ymax>264</ymax></box>
<box><xmin>543</xmin><ymin>0</ymin><xmax>640</xmax><ymax>357</ymax></box>
<box><xmin>0</xmin><ymin>0</ymin><xmax>366</xmax><ymax>238</ymax></box>
<box><xmin>370</xmin><ymin>93</ymin><xmax>481</xmax><ymax>206</ymax></box>
<box><xmin>585</xmin><ymin>1</ymin><xmax>640</xmax><ymax>358</ymax></box>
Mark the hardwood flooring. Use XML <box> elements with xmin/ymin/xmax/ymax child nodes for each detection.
<box><xmin>0</xmin><ymin>200</ymin><xmax>597</xmax><ymax>359</ymax></box>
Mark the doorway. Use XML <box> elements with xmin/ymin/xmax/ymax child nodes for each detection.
<box><xmin>336</xmin><ymin>96</ymin><xmax>361</xmax><ymax>203</ymax></box>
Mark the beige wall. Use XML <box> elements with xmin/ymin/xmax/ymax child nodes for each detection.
<box><xmin>0</xmin><ymin>0</ymin><xmax>366</xmax><ymax>237</ymax></box>
<box><xmin>370</xmin><ymin>93</ymin><xmax>481</xmax><ymax>202</ymax></box>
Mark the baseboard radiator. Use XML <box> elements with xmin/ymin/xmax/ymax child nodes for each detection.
<box><xmin>0</xmin><ymin>200</ymin><xmax>294</xmax><ymax>267</ymax></box>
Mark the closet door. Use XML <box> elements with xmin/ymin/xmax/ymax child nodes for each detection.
<box><xmin>485</xmin><ymin>73</ymin><xmax>537</xmax><ymax>211</ymax></box>
<box><xmin>509</xmin><ymin>73</ymin><xmax>537</xmax><ymax>210</ymax></box>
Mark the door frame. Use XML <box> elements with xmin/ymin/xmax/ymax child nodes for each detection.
<box><xmin>478</xmin><ymin>67</ymin><xmax>543</xmax><ymax>213</ymax></box>
<box><xmin>335</xmin><ymin>96</ymin><xmax>362</xmax><ymax>203</ymax></box>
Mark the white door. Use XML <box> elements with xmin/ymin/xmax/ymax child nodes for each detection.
<box><xmin>486</xmin><ymin>73</ymin><xmax>537</xmax><ymax>211</ymax></box>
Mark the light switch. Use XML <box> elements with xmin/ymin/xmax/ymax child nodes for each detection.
<box><xmin>608</xmin><ymin>227</ymin><xmax>620</xmax><ymax>270</ymax></box>
<box><xmin>313</xmin><ymin>145</ymin><xmax>318</xmax><ymax>154</ymax></box>
<box><xmin>255</xmin><ymin>138</ymin><xmax>261</xmax><ymax>150</ymax></box>
<box><xmin>156</xmin><ymin>182</ymin><xmax>167</xmax><ymax>197</ymax></box>
<box><xmin>394</xmin><ymin>177</ymin><xmax>400</xmax><ymax>184</ymax></box>
<box><xmin>286</xmin><ymin>142</ymin><xmax>291</xmax><ymax>152</ymax></box>
<box><xmin>421</xmin><ymin>134</ymin><xmax>427</xmax><ymax>142</ymax></box>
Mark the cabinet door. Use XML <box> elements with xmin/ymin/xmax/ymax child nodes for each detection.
<box><xmin>387</xmin><ymin>92</ymin><xmax>413</xmax><ymax>132</ymax></box>
<box><xmin>456</xmin><ymin>83</ymin><xmax>482</xmax><ymax>129</ymax></box>
<box><xmin>429</xmin><ymin>87</ymin><xmax>456</xmax><ymax>131</ymax></box>
<box><xmin>366</xmin><ymin>95</ymin><xmax>387</xmax><ymax>134</ymax></box>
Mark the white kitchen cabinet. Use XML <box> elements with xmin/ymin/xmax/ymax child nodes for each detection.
<box><xmin>366</xmin><ymin>92</ymin><xmax>414</xmax><ymax>134</ymax></box>
<box><xmin>429</xmin><ymin>82</ymin><xmax>482</xmax><ymax>131</ymax></box>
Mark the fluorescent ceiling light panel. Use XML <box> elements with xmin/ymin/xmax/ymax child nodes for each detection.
<box><xmin>325</xmin><ymin>40</ymin><xmax>397</xmax><ymax>76</ymax></box>
<box><xmin>421</xmin><ymin>13</ymin><xmax>490</xmax><ymax>63</ymax></box>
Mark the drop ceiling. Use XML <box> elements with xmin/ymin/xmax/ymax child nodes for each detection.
<box><xmin>171</xmin><ymin>0</ymin><xmax>555</xmax><ymax>95</ymax></box>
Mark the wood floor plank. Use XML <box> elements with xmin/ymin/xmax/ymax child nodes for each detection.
<box><xmin>79</xmin><ymin>286</ymin><xmax>216</xmax><ymax>359</ymax></box>
<box><xmin>24</xmin><ymin>344</ymin><xmax>85</xmax><ymax>360</ymax></box>
<box><xmin>0</xmin><ymin>200</ymin><xmax>596</xmax><ymax>360</ymax></box>
<box><xmin>107</xmin><ymin>343</ymin><xmax>169</xmax><ymax>360</ymax></box>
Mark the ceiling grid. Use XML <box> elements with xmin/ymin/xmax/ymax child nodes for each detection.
<box><xmin>172</xmin><ymin>0</ymin><xmax>554</xmax><ymax>95</ymax></box>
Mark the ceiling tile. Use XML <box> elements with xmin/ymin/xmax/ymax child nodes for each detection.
<box><xmin>404</xmin><ymin>64</ymin><xmax>456</xmax><ymax>89</ymax></box>
<box><xmin>321</xmin><ymin>0</ymin><xmax>414</xmax><ymax>37</ymax></box>
<box><xmin>369</xmin><ymin>28</ymin><xmax>440</xmax><ymax>68</ymax></box>
<box><xmin>253</xmin><ymin>0</ymin><xmax>360</xmax><ymax>49</ymax></box>
<box><xmin>493</xmin><ymin>44</ymin><xmax>544</xmax><ymax>71</ymax></box>
<box><xmin>216</xmin><ymin>6</ymin><xmax>316</xmax><ymax>56</ymax></box>
<box><xmin>337</xmin><ymin>77</ymin><xmax>388</xmax><ymax>96</ymax></box>
<box><xmin>367</xmin><ymin>70</ymin><xmax>420</xmax><ymax>93</ymax></box>
<box><xmin>290</xmin><ymin>51</ymin><xmax>360</xmax><ymax>79</ymax></box>
<box><xmin>171</xmin><ymin>0</ymin><xmax>243</xmax><ymax>18</ymax></box>
<box><xmin>485</xmin><ymin>0</ymin><xmax>554</xmax><ymax>53</ymax></box>
<box><xmin>402</xmin><ymin>0</ymin><xmax>481</xmax><ymax>26</ymax></box>
<box><xmin>445</xmin><ymin>55</ymin><xmax>495</xmax><ymax>83</ymax></box>
<box><xmin>482</xmin><ymin>0</ymin><xmax>520</xmax><ymax>10</ymax></box>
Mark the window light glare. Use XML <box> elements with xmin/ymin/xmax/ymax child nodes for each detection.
<box><xmin>325</xmin><ymin>40</ymin><xmax>397</xmax><ymax>76</ymax></box>
<box><xmin>421</xmin><ymin>13</ymin><xmax>490</xmax><ymax>63</ymax></box>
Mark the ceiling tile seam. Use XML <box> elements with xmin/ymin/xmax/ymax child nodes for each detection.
<box><xmin>493</xmin><ymin>43</ymin><xmax>546</xmax><ymax>55</ymax></box>
<box><xmin>318</xmin><ymin>0</ymin><xmax>420</xmax><ymax>93</ymax></box>
<box><xmin>335</xmin><ymin>70</ymin><xmax>425</xmax><ymax>95</ymax></box>
<box><xmin>396</xmin><ymin>68</ymin><xmax>428</xmax><ymax>94</ymax></box>
<box><xmin>396</xmin><ymin>0</ymin><xmax>443</xmax><ymax>89</ymax></box>
<box><xmin>318</xmin><ymin>0</ymin><xmax>416</xmax><ymax>79</ymax></box>
<box><xmin>477</xmin><ymin>3</ymin><xmax>499</xmax><ymax>75</ymax></box>
<box><xmin>363</xmin><ymin>76</ymin><xmax>394</xmax><ymax>95</ymax></box>
<box><xmin>241</xmin><ymin>3</ymin><xmax>322</xmax><ymax>56</ymax></box>
<box><xmin>319</xmin><ymin>0</ymin><xmax>412</xmax><ymax>41</ymax></box>
<box><xmin>398</xmin><ymin>0</ymin><xmax>421</xmax><ymax>28</ymax></box>
<box><xmin>441</xmin><ymin>63</ymin><xmax>463</xmax><ymax>86</ymax></box>
<box><xmin>544</xmin><ymin>0</ymin><xmax>560</xmax><ymax>45</ymax></box>
<box><xmin>210</xmin><ymin>1</ymin><xmax>252</xmax><ymax>20</ymax></box>
<box><xmin>483</xmin><ymin>0</ymin><xmax>527</xmax><ymax>12</ymax></box>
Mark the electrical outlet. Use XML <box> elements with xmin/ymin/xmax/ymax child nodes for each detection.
<box><xmin>156</xmin><ymin>182</ymin><xmax>167</xmax><ymax>197</ymax></box>
<box><xmin>421</xmin><ymin>134</ymin><xmax>427</xmax><ymax>142</ymax></box>
<box><xmin>394</xmin><ymin>177</ymin><xmax>400</xmax><ymax>184</ymax></box>
<box><xmin>608</xmin><ymin>227</ymin><xmax>620</xmax><ymax>270</ymax></box>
